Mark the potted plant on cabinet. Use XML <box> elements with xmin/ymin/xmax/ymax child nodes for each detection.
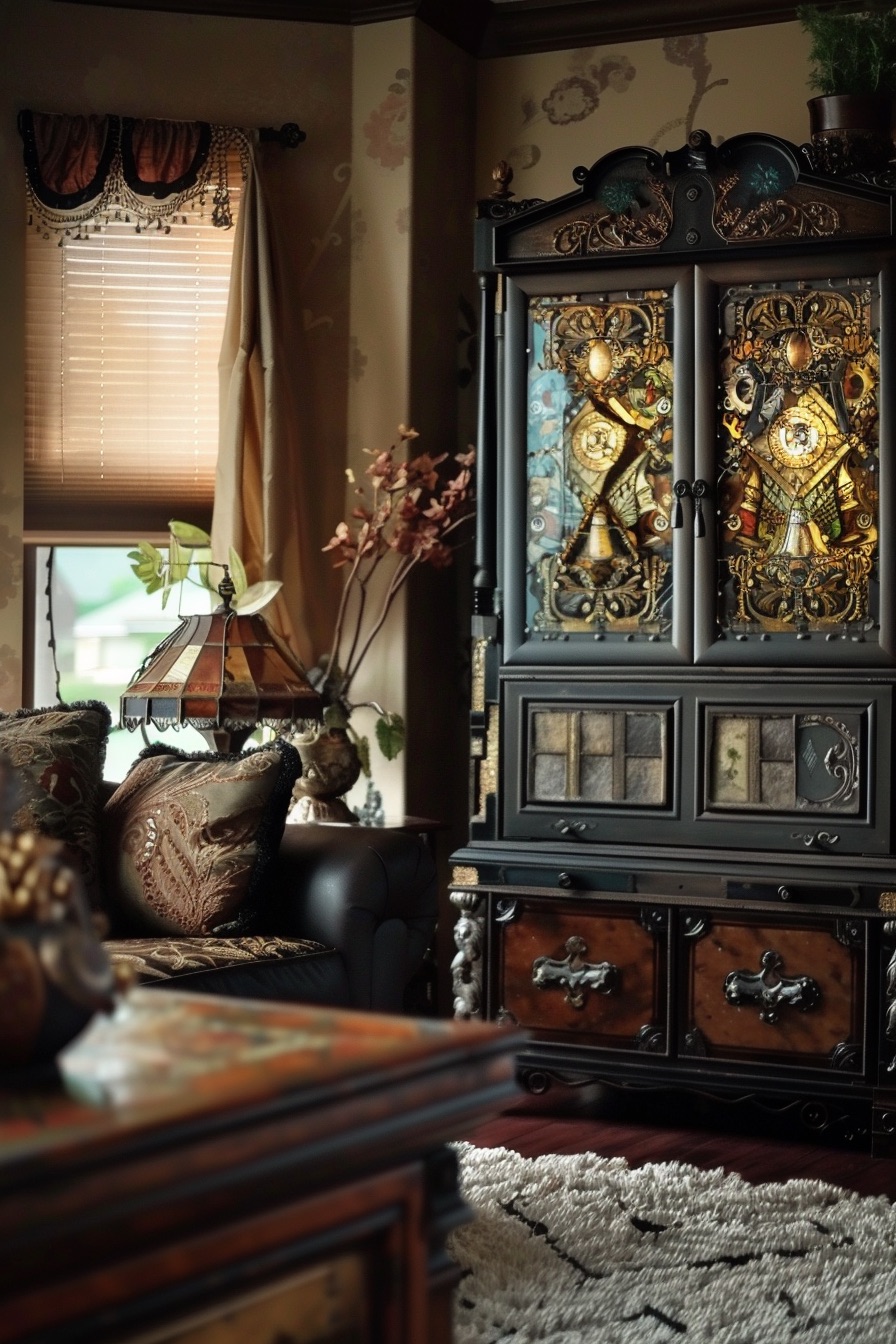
<box><xmin>797</xmin><ymin>3</ymin><xmax>896</xmax><ymax>175</ymax></box>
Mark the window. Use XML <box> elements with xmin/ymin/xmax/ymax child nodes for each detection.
<box><xmin>23</xmin><ymin>114</ymin><xmax>246</xmax><ymax>768</ymax></box>
<box><xmin>32</xmin><ymin>545</ymin><xmax>212</xmax><ymax>780</ymax></box>
<box><xmin>24</xmin><ymin>136</ymin><xmax>245</xmax><ymax>537</ymax></box>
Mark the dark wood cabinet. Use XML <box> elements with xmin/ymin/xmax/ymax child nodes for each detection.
<box><xmin>0</xmin><ymin>990</ymin><xmax>522</xmax><ymax>1344</ymax></box>
<box><xmin>451</xmin><ymin>129</ymin><xmax>896</xmax><ymax>1153</ymax></box>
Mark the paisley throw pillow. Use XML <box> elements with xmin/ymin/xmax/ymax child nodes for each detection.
<box><xmin>0</xmin><ymin>701</ymin><xmax>110</xmax><ymax>909</ymax></box>
<box><xmin>102</xmin><ymin>738</ymin><xmax>300</xmax><ymax>937</ymax></box>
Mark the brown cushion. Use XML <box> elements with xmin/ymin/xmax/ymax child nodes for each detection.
<box><xmin>102</xmin><ymin>739</ymin><xmax>300</xmax><ymax>937</ymax></box>
<box><xmin>104</xmin><ymin>934</ymin><xmax>328</xmax><ymax>981</ymax></box>
<box><xmin>0</xmin><ymin>702</ymin><xmax>110</xmax><ymax>908</ymax></box>
<box><xmin>104</xmin><ymin>934</ymin><xmax>352</xmax><ymax>1006</ymax></box>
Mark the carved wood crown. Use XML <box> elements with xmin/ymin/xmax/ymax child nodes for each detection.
<box><xmin>477</xmin><ymin>130</ymin><xmax>894</xmax><ymax>263</ymax></box>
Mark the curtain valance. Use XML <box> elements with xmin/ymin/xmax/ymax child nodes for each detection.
<box><xmin>18</xmin><ymin>110</ymin><xmax>250</xmax><ymax>237</ymax></box>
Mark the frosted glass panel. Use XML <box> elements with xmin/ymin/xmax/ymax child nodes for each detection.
<box><xmin>529</xmin><ymin>706</ymin><xmax>668</xmax><ymax>807</ymax></box>
<box><xmin>706</xmin><ymin>711</ymin><xmax>861</xmax><ymax>815</ymax></box>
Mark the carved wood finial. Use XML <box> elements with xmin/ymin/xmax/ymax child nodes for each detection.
<box><xmin>490</xmin><ymin>160</ymin><xmax>515</xmax><ymax>199</ymax></box>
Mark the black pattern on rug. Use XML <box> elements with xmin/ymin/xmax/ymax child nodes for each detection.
<box><xmin>449</xmin><ymin>1143</ymin><xmax>896</xmax><ymax>1343</ymax></box>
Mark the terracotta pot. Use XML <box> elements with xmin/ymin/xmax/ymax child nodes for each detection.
<box><xmin>808</xmin><ymin>94</ymin><xmax>894</xmax><ymax>176</ymax></box>
<box><xmin>289</xmin><ymin>727</ymin><xmax>362</xmax><ymax>824</ymax></box>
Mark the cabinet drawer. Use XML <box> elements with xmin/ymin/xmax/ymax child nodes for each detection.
<box><xmin>494</xmin><ymin>898</ymin><xmax>669</xmax><ymax>1055</ymax></box>
<box><xmin>679</xmin><ymin>912</ymin><xmax>867</xmax><ymax>1074</ymax></box>
<box><xmin>502</xmin><ymin>679</ymin><xmax>891</xmax><ymax>856</ymax></box>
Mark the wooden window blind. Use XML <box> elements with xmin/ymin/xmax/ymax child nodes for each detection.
<box><xmin>24</xmin><ymin>154</ymin><xmax>243</xmax><ymax>540</ymax></box>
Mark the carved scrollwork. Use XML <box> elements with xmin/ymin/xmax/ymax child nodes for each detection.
<box><xmin>634</xmin><ymin>1024</ymin><xmax>665</xmax><ymax>1053</ymax></box>
<box><xmin>682</xmin><ymin>914</ymin><xmax>709</xmax><ymax>939</ymax></box>
<box><xmin>884</xmin><ymin>941</ymin><xmax>896</xmax><ymax>1072</ymax></box>
<box><xmin>638</xmin><ymin>908</ymin><xmax>669</xmax><ymax>936</ymax></box>
<box><xmin>829</xmin><ymin>1040</ymin><xmax>860</xmax><ymax>1071</ymax></box>
<box><xmin>520</xmin><ymin>1069</ymin><xmax>553</xmax><ymax>1095</ymax></box>
<box><xmin>551</xmin><ymin>177</ymin><xmax>673</xmax><ymax>255</ymax></box>
<box><xmin>714</xmin><ymin>173</ymin><xmax>841</xmax><ymax>242</ymax></box>
<box><xmin>724</xmin><ymin>948</ymin><xmax>822</xmax><ymax>1024</ymax></box>
<box><xmin>834</xmin><ymin>919</ymin><xmax>863</xmax><ymax>949</ymax></box>
<box><xmin>477</xmin><ymin>197</ymin><xmax>545</xmax><ymax>221</ymax></box>
<box><xmin>531</xmin><ymin>934</ymin><xmax>618</xmax><ymax>1009</ymax></box>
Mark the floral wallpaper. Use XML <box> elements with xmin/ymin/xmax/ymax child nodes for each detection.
<box><xmin>345</xmin><ymin>23</ymin><xmax>415</xmax><ymax>817</ymax></box>
<box><xmin>0</xmin><ymin>486</ymin><xmax>20</xmax><ymax>615</ymax></box>
<box><xmin>363</xmin><ymin>68</ymin><xmax>411</xmax><ymax>169</ymax></box>
<box><xmin>476</xmin><ymin>21</ymin><xmax>813</xmax><ymax>202</ymax></box>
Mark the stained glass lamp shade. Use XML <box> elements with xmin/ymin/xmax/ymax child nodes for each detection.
<box><xmin>120</xmin><ymin>581</ymin><xmax>322</xmax><ymax>754</ymax></box>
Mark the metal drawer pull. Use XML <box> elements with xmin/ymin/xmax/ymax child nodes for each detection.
<box><xmin>552</xmin><ymin>818</ymin><xmax>593</xmax><ymax>839</ymax></box>
<box><xmin>532</xmin><ymin>935</ymin><xmax>619</xmax><ymax>1009</ymax></box>
<box><xmin>723</xmin><ymin>948</ymin><xmax>821</xmax><ymax>1024</ymax></box>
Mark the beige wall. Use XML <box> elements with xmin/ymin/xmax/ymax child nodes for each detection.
<box><xmin>476</xmin><ymin>23</ymin><xmax>813</xmax><ymax>203</ymax></box>
<box><xmin>343</xmin><ymin>19</ymin><xmax>414</xmax><ymax>817</ymax></box>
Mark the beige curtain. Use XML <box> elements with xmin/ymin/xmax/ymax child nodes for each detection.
<box><xmin>213</xmin><ymin>142</ymin><xmax>335</xmax><ymax>672</ymax></box>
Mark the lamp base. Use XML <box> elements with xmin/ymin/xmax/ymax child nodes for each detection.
<box><xmin>287</xmin><ymin>727</ymin><xmax>362</xmax><ymax>826</ymax></box>
<box><xmin>288</xmin><ymin>794</ymin><xmax>358</xmax><ymax>825</ymax></box>
<box><xmin>199</xmin><ymin>727</ymin><xmax>255</xmax><ymax>755</ymax></box>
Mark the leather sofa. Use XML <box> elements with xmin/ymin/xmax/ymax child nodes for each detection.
<box><xmin>103</xmin><ymin>821</ymin><xmax>439</xmax><ymax>1013</ymax></box>
<box><xmin>0</xmin><ymin>703</ymin><xmax>438</xmax><ymax>1018</ymax></box>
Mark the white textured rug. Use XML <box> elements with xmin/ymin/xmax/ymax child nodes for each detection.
<box><xmin>450</xmin><ymin>1142</ymin><xmax>896</xmax><ymax>1344</ymax></box>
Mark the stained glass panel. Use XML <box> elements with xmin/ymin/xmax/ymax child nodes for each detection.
<box><xmin>717</xmin><ymin>279</ymin><xmax>879</xmax><ymax>637</ymax></box>
<box><xmin>525</xmin><ymin>290</ymin><xmax>674</xmax><ymax>638</ymax></box>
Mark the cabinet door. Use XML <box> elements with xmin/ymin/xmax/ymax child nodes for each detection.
<box><xmin>503</xmin><ymin>677</ymin><xmax>891</xmax><ymax>856</ymax></box>
<box><xmin>494</xmin><ymin>897</ymin><xmax>669</xmax><ymax>1054</ymax></box>
<box><xmin>502</xmin><ymin>267</ymin><xmax>695</xmax><ymax>667</ymax></box>
<box><xmin>694</xmin><ymin>255</ymin><xmax>895</xmax><ymax>666</ymax></box>
<box><xmin>679</xmin><ymin>911</ymin><xmax>867</xmax><ymax>1075</ymax></box>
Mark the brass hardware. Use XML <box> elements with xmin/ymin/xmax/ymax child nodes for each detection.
<box><xmin>471</xmin><ymin>637</ymin><xmax>488</xmax><ymax>714</ymax></box>
<box><xmin>880</xmin><ymin>892</ymin><xmax>896</xmax><ymax>913</ymax></box>
<box><xmin>474</xmin><ymin>704</ymin><xmax>499</xmax><ymax>822</ymax></box>
<box><xmin>450</xmin><ymin>866</ymin><xmax>479</xmax><ymax>887</ymax></box>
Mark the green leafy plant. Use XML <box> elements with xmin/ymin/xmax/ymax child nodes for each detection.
<box><xmin>797</xmin><ymin>3</ymin><xmax>896</xmax><ymax>96</ymax></box>
<box><xmin>128</xmin><ymin>520</ymin><xmax>282</xmax><ymax>615</ymax></box>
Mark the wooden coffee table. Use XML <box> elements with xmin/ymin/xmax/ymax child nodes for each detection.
<box><xmin>0</xmin><ymin>989</ymin><xmax>523</xmax><ymax>1344</ymax></box>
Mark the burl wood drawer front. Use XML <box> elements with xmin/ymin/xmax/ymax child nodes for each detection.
<box><xmin>496</xmin><ymin>899</ymin><xmax>668</xmax><ymax>1053</ymax></box>
<box><xmin>680</xmin><ymin>913</ymin><xmax>866</xmax><ymax>1073</ymax></box>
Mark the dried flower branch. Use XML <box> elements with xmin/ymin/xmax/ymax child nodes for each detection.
<box><xmin>316</xmin><ymin>426</ymin><xmax>476</xmax><ymax>770</ymax></box>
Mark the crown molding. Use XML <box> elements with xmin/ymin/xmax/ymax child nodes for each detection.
<box><xmin>51</xmin><ymin>0</ymin><xmax>863</xmax><ymax>57</ymax></box>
